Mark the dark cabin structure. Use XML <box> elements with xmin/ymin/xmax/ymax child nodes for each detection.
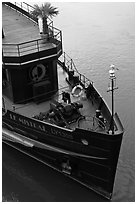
<box><xmin>2</xmin><ymin>2</ymin><xmax>62</xmax><ymax>104</ymax></box>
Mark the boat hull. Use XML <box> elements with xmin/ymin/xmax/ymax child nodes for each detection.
<box><xmin>2</xmin><ymin>110</ymin><xmax>123</xmax><ymax>200</ymax></box>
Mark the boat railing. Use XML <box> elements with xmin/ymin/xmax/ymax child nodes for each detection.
<box><xmin>58</xmin><ymin>52</ymin><xmax>93</xmax><ymax>88</ymax></box>
<box><xmin>2</xmin><ymin>97</ymin><xmax>8</xmax><ymax>116</ymax></box>
<box><xmin>3</xmin><ymin>29</ymin><xmax>61</xmax><ymax>57</ymax></box>
<box><xmin>2</xmin><ymin>84</ymin><xmax>70</xmax><ymax>112</ymax></box>
<box><xmin>2</xmin><ymin>28</ymin><xmax>62</xmax><ymax>58</ymax></box>
<box><xmin>2</xmin><ymin>2</ymin><xmax>62</xmax><ymax>58</ymax></box>
<box><xmin>77</xmin><ymin>115</ymin><xmax>107</xmax><ymax>132</ymax></box>
<box><xmin>14</xmin><ymin>2</ymin><xmax>55</xmax><ymax>36</ymax></box>
<box><xmin>93</xmin><ymin>116</ymin><xmax>107</xmax><ymax>130</ymax></box>
<box><xmin>15</xmin><ymin>2</ymin><xmax>37</xmax><ymax>22</ymax></box>
<box><xmin>2</xmin><ymin>97</ymin><xmax>6</xmax><ymax>110</ymax></box>
<box><xmin>2</xmin><ymin>94</ymin><xmax>108</xmax><ymax>133</ymax></box>
<box><xmin>14</xmin><ymin>2</ymin><xmax>55</xmax><ymax>33</ymax></box>
<box><xmin>3</xmin><ymin>2</ymin><xmax>53</xmax><ymax>27</ymax></box>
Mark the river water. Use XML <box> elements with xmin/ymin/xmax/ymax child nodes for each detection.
<box><xmin>2</xmin><ymin>2</ymin><xmax>135</xmax><ymax>202</ymax></box>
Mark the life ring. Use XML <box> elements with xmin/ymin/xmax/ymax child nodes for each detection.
<box><xmin>72</xmin><ymin>85</ymin><xmax>83</xmax><ymax>97</ymax></box>
<box><xmin>30</xmin><ymin>64</ymin><xmax>46</xmax><ymax>82</ymax></box>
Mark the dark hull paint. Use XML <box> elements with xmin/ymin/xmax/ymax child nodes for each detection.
<box><xmin>2</xmin><ymin>109</ymin><xmax>123</xmax><ymax>199</ymax></box>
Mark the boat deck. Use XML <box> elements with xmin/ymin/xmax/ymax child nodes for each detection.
<box><xmin>3</xmin><ymin>65</ymin><xmax>108</xmax><ymax>133</ymax></box>
<box><xmin>2</xmin><ymin>4</ymin><xmax>56</xmax><ymax>57</ymax></box>
<box><xmin>2</xmin><ymin>4</ymin><xmax>40</xmax><ymax>44</ymax></box>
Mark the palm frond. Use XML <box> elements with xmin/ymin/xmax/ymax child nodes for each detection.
<box><xmin>31</xmin><ymin>4</ymin><xmax>42</xmax><ymax>17</ymax></box>
<box><xmin>31</xmin><ymin>2</ymin><xmax>59</xmax><ymax>18</ymax></box>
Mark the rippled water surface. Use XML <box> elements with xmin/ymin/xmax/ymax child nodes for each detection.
<box><xmin>2</xmin><ymin>2</ymin><xmax>135</xmax><ymax>202</ymax></box>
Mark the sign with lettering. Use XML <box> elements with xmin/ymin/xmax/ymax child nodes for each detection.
<box><xmin>5</xmin><ymin>110</ymin><xmax>73</xmax><ymax>140</ymax></box>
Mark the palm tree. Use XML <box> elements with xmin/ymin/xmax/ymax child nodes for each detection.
<box><xmin>31</xmin><ymin>3</ymin><xmax>59</xmax><ymax>35</ymax></box>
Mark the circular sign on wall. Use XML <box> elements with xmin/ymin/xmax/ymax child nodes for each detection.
<box><xmin>30</xmin><ymin>64</ymin><xmax>46</xmax><ymax>82</ymax></box>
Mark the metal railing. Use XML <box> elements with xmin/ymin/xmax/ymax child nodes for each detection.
<box><xmin>58</xmin><ymin>52</ymin><xmax>93</xmax><ymax>88</ymax></box>
<box><xmin>15</xmin><ymin>2</ymin><xmax>35</xmax><ymax>13</ymax></box>
<box><xmin>2</xmin><ymin>2</ymin><xmax>61</xmax><ymax>57</ymax></box>
<box><xmin>6</xmin><ymin>2</ymin><xmax>53</xmax><ymax>26</ymax></box>
<box><xmin>3</xmin><ymin>29</ymin><xmax>62</xmax><ymax>57</ymax></box>
<box><xmin>77</xmin><ymin>115</ymin><xmax>107</xmax><ymax>131</ymax></box>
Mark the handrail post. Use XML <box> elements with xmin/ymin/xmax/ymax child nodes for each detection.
<box><xmin>80</xmin><ymin>74</ymin><xmax>81</xmax><ymax>82</ymax></box>
<box><xmin>27</xmin><ymin>5</ymin><xmax>29</xmax><ymax>13</ymax></box>
<box><xmin>2</xmin><ymin>97</ymin><xmax>6</xmax><ymax>110</ymax></box>
<box><xmin>64</xmin><ymin>52</ymin><xmax>66</xmax><ymax>66</ymax></box>
<box><xmin>2</xmin><ymin>28</ymin><xmax>4</xmax><ymax>38</ymax></box>
<box><xmin>60</xmin><ymin>30</ymin><xmax>62</xmax><ymax>43</ymax></box>
<box><xmin>15</xmin><ymin>2</ymin><xmax>17</xmax><ymax>12</ymax></box>
<box><xmin>37</xmin><ymin>40</ymin><xmax>39</xmax><ymax>52</ymax></box>
<box><xmin>52</xmin><ymin>25</ymin><xmax>54</xmax><ymax>38</ymax></box>
<box><xmin>52</xmin><ymin>22</ymin><xmax>54</xmax><ymax>36</ymax></box>
<box><xmin>71</xmin><ymin>59</ymin><xmax>73</xmax><ymax>70</ymax></box>
<box><xmin>21</xmin><ymin>2</ymin><xmax>23</xmax><ymax>16</ymax></box>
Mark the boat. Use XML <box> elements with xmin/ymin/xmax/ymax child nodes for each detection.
<box><xmin>2</xmin><ymin>2</ymin><xmax>124</xmax><ymax>200</ymax></box>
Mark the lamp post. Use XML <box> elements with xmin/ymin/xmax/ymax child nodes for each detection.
<box><xmin>107</xmin><ymin>65</ymin><xmax>118</xmax><ymax>134</ymax></box>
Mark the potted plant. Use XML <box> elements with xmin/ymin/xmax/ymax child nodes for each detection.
<box><xmin>31</xmin><ymin>3</ymin><xmax>59</xmax><ymax>40</ymax></box>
